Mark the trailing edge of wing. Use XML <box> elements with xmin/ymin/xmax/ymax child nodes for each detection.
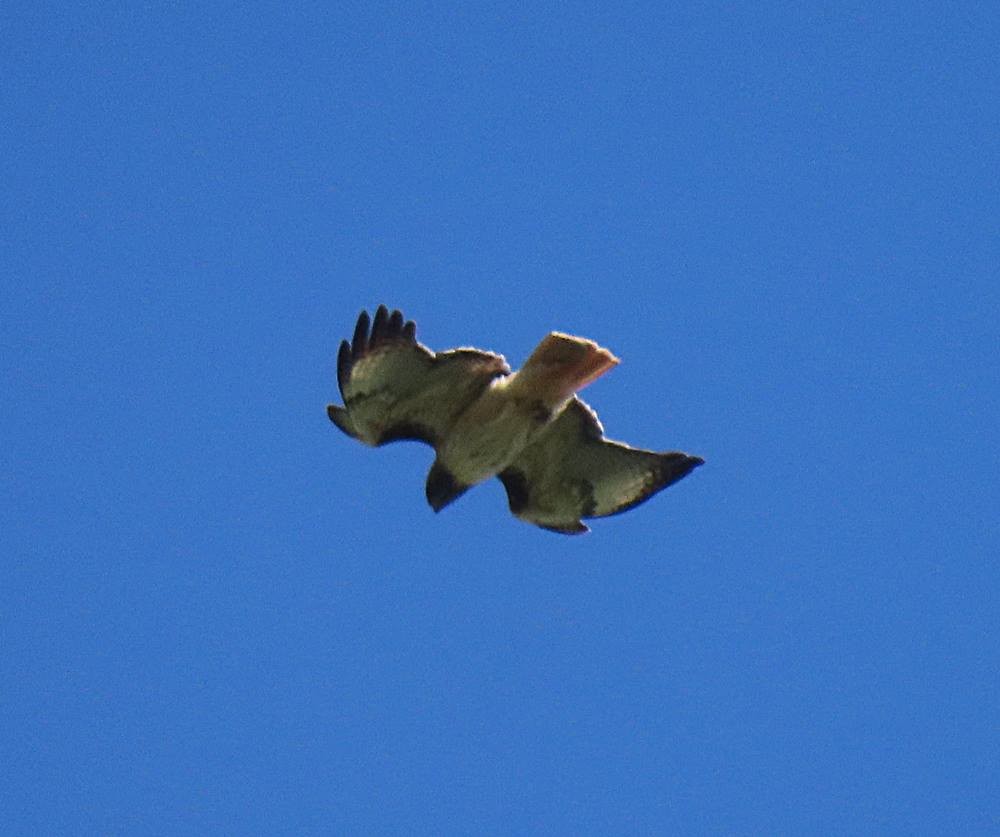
<box><xmin>328</xmin><ymin>305</ymin><xmax>509</xmax><ymax>449</ymax></box>
<box><xmin>498</xmin><ymin>398</ymin><xmax>703</xmax><ymax>534</ymax></box>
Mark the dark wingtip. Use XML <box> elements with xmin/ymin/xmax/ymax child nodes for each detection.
<box><xmin>386</xmin><ymin>309</ymin><xmax>404</xmax><ymax>338</ymax></box>
<box><xmin>351</xmin><ymin>309</ymin><xmax>370</xmax><ymax>358</ymax></box>
<box><xmin>327</xmin><ymin>403</ymin><xmax>358</xmax><ymax>439</ymax></box>
<box><xmin>340</xmin><ymin>306</ymin><xmax>414</xmax><ymax>394</ymax></box>
<box><xmin>337</xmin><ymin>339</ymin><xmax>352</xmax><ymax>395</ymax></box>
<box><xmin>660</xmin><ymin>452</ymin><xmax>704</xmax><ymax>485</ymax></box>
<box><xmin>370</xmin><ymin>304</ymin><xmax>389</xmax><ymax>346</ymax></box>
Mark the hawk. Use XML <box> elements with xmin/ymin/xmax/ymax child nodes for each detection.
<box><xmin>327</xmin><ymin>305</ymin><xmax>703</xmax><ymax>534</ymax></box>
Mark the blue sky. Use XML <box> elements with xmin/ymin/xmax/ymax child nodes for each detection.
<box><xmin>3</xmin><ymin>2</ymin><xmax>998</xmax><ymax>833</ymax></box>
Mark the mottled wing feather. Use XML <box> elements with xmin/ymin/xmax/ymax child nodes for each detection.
<box><xmin>498</xmin><ymin>398</ymin><xmax>703</xmax><ymax>533</ymax></box>
<box><xmin>328</xmin><ymin>306</ymin><xmax>510</xmax><ymax>447</ymax></box>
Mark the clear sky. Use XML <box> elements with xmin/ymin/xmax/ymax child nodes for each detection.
<box><xmin>4</xmin><ymin>2</ymin><xmax>998</xmax><ymax>834</ymax></box>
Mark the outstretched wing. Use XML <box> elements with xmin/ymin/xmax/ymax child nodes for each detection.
<box><xmin>328</xmin><ymin>305</ymin><xmax>510</xmax><ymax>447</ymax></box>
<box><xmin>498</xmin><ymin>398</ymin><xmax>703</xmax><ymax>534</ymax></box>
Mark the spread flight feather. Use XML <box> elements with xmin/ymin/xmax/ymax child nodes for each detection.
<box><xmin>327</xmin><ymin>305</ymin><xmax>703</xmax><ymax>534</ymax></box>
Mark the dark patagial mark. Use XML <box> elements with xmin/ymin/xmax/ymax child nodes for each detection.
<box><xmin>378</xmin><ymin>421</ymin><xmax>436</xmax><ymax>447</ymax></box>
<box><xmin>425</xmin><ymin>460</ymin><xmax>470</xmax><ymax>512</ymax></box>
<box><xmin>497</xmin><ymin>468</ymin><xmax>531</xmax><ymax>514</ymax></box>
<box><xmin>539</xmin><ymin>521</ymin><xmax>589</xmax><ymax>535</ymax></box>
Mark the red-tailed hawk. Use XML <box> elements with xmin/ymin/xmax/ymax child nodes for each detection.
<box><xmin>327</xmin><ymin>306</ymin><xmax>703</xmax><ymax>534</ymax></box>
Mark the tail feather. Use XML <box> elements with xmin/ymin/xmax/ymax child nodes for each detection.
<box><xmin>513</xmin><ymin>332</ymin><xmax>619</xmax><ymax>408</ymax></box>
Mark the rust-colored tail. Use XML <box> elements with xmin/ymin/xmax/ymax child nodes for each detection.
<box><xmin>512</xmin><ymin>331</ymin><xmax>619</xmax><ymax>408</ymax></box>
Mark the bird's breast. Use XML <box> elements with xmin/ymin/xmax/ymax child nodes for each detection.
<box><xmin>439</xmin><ymin>384</ymin><xmax>551</xmax><ymax>485</ymax></box>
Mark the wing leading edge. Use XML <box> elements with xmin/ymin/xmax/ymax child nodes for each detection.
<box><xmin>327</xmin><ymin>305</ymin><xmax>510</xmax><ymax>448</ymax></box>
<box><xmin>498</xmin><ymin>398</ymin><xmax>703</xmax><ymax>534</ymax></box>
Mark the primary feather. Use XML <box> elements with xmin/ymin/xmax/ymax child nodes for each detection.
<box><xmin>327</xmin><ymin>305</ymin><xmax>702</xmax><ymax>534</ymax></box>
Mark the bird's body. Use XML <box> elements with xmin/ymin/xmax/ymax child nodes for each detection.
<box><xmin>327</xmin><ymin>305</ymin><xmax>702</xmax><ymax>534</ymax></box>
<box><xmin>438</xmin><ymin>332</ymin><xmax>619</xmax><ymax>485</ymax></box>
<box><xmin>437</xmin><ymin>377</ymin><xmax>543</xmax><ymax>485</ymax></box>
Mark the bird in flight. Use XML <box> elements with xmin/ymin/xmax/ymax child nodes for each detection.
<box><xmin>327</xmin><ymin>305</ymin><xmax>703</xmax><ymax>534</ymax></box>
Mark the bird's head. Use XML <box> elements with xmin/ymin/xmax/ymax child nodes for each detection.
<box><xmin>425</xmin><ymin>460</ymin><xmax>470</xmax><ymax>512</ymax></box>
